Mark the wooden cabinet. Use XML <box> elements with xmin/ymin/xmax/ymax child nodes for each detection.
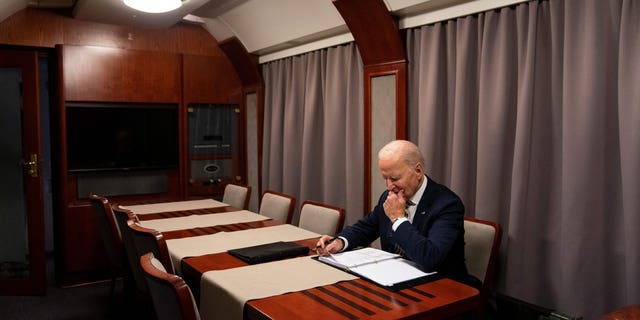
<box><xmin>186</xmin><ymin>103</ymin><xmax>244</xmax><ymax>197</ymax></box>
<box><xmin>182</xmin><ymin>54</ymin><xmax>246</xmax><ymax>199</ymax></box>
<box><xmin>55</xmin><ymin>45</ymin><xmax>244</xmax><ymax>285</ymax></box>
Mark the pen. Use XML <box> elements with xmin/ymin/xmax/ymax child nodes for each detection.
<box><xmin>315</xmin><ymin>237</ymin><xmax>337</xmax><ymax>249</ymax></box>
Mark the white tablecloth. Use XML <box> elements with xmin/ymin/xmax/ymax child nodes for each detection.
<box><xmin>167</xmin><ymin>224</ymin><xmax>320</xmax><ymax>274</ymax></box>
<box><xmin>200</xmin><ymin>256</ymin><xmax>358</xmax><ymax>320</ymax></box>
<box><xmin>121</xmin><ymin>198</ymin><xmax>227</xmax><ymax>215</ymax></box>
<box><xmin>139</xmin><ymin>210</ymin><xmax>269</xmax><ymax>232</ymax></box>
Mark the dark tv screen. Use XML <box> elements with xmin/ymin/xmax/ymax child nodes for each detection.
<box><xmin>66</xmin><ymin>102</ymin><xmax>179</xmax><ymax>172</ymax></box>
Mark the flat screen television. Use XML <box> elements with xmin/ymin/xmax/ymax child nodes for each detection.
<box><xmin>66</xmin><ymin>102</ymin><xmax>179</xmax><ymax>173</ymax></box>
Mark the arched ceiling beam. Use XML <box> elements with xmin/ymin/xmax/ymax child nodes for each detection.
<box><xmin>332</xmin><ymin>0</ymin><xmax>405</xmax><ymax>66</ymax></box>
<box><xmin>218</xmin><ymin>36</ymin><xmax>262</xmax><ymax>87</ymax></box>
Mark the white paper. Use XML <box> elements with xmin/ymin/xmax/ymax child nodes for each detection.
<box><xmin>319</xmin><ymin>247</ymin><xmax>399</xmax><ymax>268</ymax></box>
<box><xmin>318</xmin><ymin>247</ymin><xmax>436</xmax><ymax>287</ymax></box>
<box><xmin>351</xmin><ymin>258</ymin><xmax>435</xmax><ymax>286</ymax></box>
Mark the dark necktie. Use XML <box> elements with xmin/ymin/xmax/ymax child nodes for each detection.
<box><xmin>405</xmin><ymin>200</ymin><xmax>415</xmax><ymax>220</ymax></box>
<box><xmin>394</xmin><ymin>242</ymin><xmax>405</xmax><ymax>257</ymax></box>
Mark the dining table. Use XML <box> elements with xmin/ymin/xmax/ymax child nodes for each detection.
<box><xmin>120</xmin><ymin>197</ymin><xmax>480</xmax><ymax>320</ymax></box>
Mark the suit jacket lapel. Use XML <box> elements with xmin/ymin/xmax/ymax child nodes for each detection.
<box><xmin>413</xmin><ymin>176</ymin><xmax>438</xmax><ymax>226</ymax></box>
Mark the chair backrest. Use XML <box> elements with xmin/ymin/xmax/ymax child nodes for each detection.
<box><xmin>222</xmin><ymin>183</ymin><xmax>251</xmax><ymax>209</ymax></box>
<box><xmin>258</xmin><ymin>190</ymin><xmax>296</xmax><ymax>224</ymax></box>
<box><xmin>128</xmin><ymin>221</ymin><xmax>175</xmax><ymax>274</ymax></box>
<box><xmin>464</xmin><ymin>216</ymin><xmax>502</xmax><ymax>320</ymax></box>
<box><xmin>112</xmin><ymin>205</ymin><xmax>148</xmax><ymax>295</ymax></box>
<box><xmin>88</xmin><ymin>194</ymin><xmax>124</xmax><ymax>274</ymax></box>
<box><xmin>140</xmin><ymin>252</ymin><xmax>201</xmax><ymax>320</ymax></box>
<box><xmin>298</xmin><ymin>200</ymin><xmax>346</xmax><ymax>235</ymax></box>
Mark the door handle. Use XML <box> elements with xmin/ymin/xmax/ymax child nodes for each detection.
<box><xmin>21</xmin><ymin>154</ymin><xmax>39</xmax><ymax>178</ymax></box>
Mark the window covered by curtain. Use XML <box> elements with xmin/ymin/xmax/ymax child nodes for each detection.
<box><xmin>262</xmin><ymin>42</ymin><xmax>364</xmax><ymax>226</ymax></box>
<box><xmin>406</xmin><ymin>0</ymin><xmax>639</xmax><ymax>318</ymax></box>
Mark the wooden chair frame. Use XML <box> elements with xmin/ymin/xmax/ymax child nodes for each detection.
<box><xmin>88</xmin><ymin>194</ymin><xmax>125</xmax><ymax>298</ymax></box>
<box><xmin>111</xmin><ymin>205</ymin><xmax>149</xmax><ymax>297</ymax></box>
<box><xmin>128</xmin><ymin>220</ymin><xmax>174</xmax><ymax>274</ymax></box>
<box><xmin>140</xmin><ymin>252</ymin><xmax>200</xmax><ymax>320</ymax></box>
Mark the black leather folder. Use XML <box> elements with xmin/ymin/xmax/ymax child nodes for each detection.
<box><xmin>227</xmin><ymin>241</ymin><xmax>310</xmax><ymax>264</ymax></box>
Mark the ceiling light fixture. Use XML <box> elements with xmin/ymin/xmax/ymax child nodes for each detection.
<box><xmin>123</xmin><ymin>0</ymin><xmax>183</xmax><ymax>13</ymax></box>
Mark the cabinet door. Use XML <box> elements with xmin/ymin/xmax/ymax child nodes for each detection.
<box><xmin>187</xmin><ymin>103</ymin><xmax>245</xmax><ymax>197</ymax></box>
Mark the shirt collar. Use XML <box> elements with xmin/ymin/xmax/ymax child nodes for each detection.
<box><xmin>410</xmin><ymin>175</ymin><xmax>428</xmax><ymax>206</ymax></box>
<box><xmin>406</xmin><ymin>176</ymin><xmax>427</xmax><ymax>222</ymax></box>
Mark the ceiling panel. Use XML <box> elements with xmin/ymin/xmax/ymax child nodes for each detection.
<box><xmin>6</xmin><ymin>0</ymin><xmax>521</xmax><ymax>61</ymax></box>
<box><xmin>73</xmin><ymin>0</ymin><xmax>211</xmax><ymax>29</ymax></box>
<box><xmin>213</xmin><ymin>0</ymin><xmax>346</xmax><ymax>53</ymax></box>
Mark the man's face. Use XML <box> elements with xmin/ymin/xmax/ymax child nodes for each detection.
<box><xmin>378</xmin><ymin>155</ymin><xmax>423</xmax><ymax>199</ymax></box>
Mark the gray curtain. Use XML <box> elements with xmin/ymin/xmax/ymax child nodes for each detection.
<box><xmin>262</xmin><ymin>43</ymin><xmax>364</xmax><ymax>226</ymax></box>
<box><xmin>406</xmin><ymin>0</ymin><xmax>639</xmax><ymax>318</ymax></box>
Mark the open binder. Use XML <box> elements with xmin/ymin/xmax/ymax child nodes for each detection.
<box><xmin>315</xmin><ymin>247</ymin><xmax>439</xmax><ymax>291</ymax></box>
<box><xmin>228</xmin><ymin>241</ymin><xmax>310</xmax><ymax>264</ymax></box>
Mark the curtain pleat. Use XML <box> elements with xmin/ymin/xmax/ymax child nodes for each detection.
<box><xmin>618</xmin><ymin>0</ymin><xmax>640</xmax><ymax>304</ymax></box>
<box><xmin>262</xmin><ymin>43</ymin><xmax>364</xmax><ymax>226</ymax></box>
<box><xmin>406</xmin><ymin>0</ymin><xmax>639</xmax><ymax>318</ymax></box>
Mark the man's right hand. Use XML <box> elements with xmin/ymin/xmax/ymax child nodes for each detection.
<box><xmin>383</xmin><ymin>190</ymin><xmax>407</xmax><ymax>221</ymax></box>
<box><xmin>316</xmin><ymin>235</ymin><xmax>344</xmax><ymax>255</ymax></box>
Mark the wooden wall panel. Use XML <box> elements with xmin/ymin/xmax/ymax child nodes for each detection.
<box><xmin>175</xmin><ymin>24</ymin><xmax>225</xmax><ymax>56</ymax></box>
<box><xmin>62</xmin><ymin>18</ymin><xmax>181</xmax><ymax>51</ymax></box>
<box><xmin>218</xmin><ymin>37</ymin><xmax>262</xmax><ymax>87</ymax></box>
<box><xmin>60</xmin><ymin>205</ymin><xmax>106</xmax><ymax>273</ymax></box>
<box><xmin>2</xmin><ymin>7</ymin><xmax>255</xmax><ymax>286</ymax></box>
<box><xmin>0</xmin><ymin>8</ymin><xmax>64</xmax><ymax>47</ymax></box>
<box><xmin>1</xmin><ymin>8</ymin><xmax>223</xmax><ymax>57</ymax></box>
<box><xmin>62</xmin><ymin>45</ymin><xmax>181</xmax><ymax>102</ymax></box>
<box><xmin>183</xmin><ymin>54</ymin><xmax>243</xmax><ymax>104</ymax></box>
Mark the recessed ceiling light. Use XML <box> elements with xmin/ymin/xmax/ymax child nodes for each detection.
<box><xmin>123</xmin><ymin>0</ymin><xmax>183</xmax><ymax>13</ymax></box>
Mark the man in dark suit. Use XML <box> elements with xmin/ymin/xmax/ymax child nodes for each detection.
<box><xmin>317</xmin><ymin>140</ymin><xmax>480</xmax><ymax>289</ymax></box>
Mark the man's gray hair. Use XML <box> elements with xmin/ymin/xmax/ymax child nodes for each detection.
<box><xmin>378</xmin><ymin>140</ymin><xmax>424</xmax><ymax>168</ymax></box>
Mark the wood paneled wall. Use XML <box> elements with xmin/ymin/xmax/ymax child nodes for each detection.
<box><xmin>183</xmin><ymin>54</ymin><xmax>243</xmax><ymax>104</ymax></box>
<box><xmin>1</xmin><ymin>8</ymin><xmax>249</xmax><ymax>285</ymax></box>
<box><xmin>62</xmin><ymin>45</ymin><xmax>182</xmax><ymax>102</ymax></box>
<box><xmin>0</xmin><ymin>8</ymin><xmax>222</xmax><ymax>56</ymax></box>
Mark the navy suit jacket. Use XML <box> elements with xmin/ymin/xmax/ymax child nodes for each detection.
<box><xmin>337</xmin><ymin>176</ymin><xmax>480</xmax><ymax>288</ymax></box>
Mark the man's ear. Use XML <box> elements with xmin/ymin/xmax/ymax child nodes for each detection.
<box><xmin>415</xmin><ymin>162</ymin><xmax>423</xmax><ymax>175</ymax></box>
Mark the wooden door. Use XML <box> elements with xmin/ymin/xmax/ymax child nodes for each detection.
<box><xmin>0</xmin><ymin>49</ymin><xmax>46</xmax><ymax>295</ymax></box>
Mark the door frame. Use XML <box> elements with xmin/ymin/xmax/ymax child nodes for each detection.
<box><xmin>0</xmin><ymin>49</ymin><xmax>46</xmax><ymax>295</ymax></box>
